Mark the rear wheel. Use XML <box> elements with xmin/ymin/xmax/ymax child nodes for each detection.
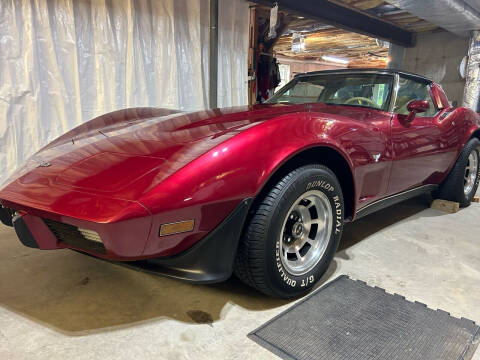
<box><xmin>234</xmin><ymin>164</ymin><xmax>344</xmax><ymax>298</ymax></box>
<box><xmin>435</xmin><ymin>138</ymin><xmax>480</xmax><ymax>207</ymax></box>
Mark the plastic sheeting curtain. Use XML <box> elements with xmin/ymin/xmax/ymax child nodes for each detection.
<box><xmin>218</xmin><ymin>0</ymin><xmax>249</xmax><ymax>108</ymax></box>
<box><xmin>0</xmin><ymin>0</ymin><xmax>249</xmax><ymax>185</ymax></box>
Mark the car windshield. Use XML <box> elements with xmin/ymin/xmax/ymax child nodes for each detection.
<box><xmin>266</xmin><ymin>73</ymin><xmax>394</xmax><ymax>111</ymax></box>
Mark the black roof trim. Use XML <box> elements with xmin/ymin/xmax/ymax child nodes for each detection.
<box><xmin>295</xmin><ymin>68</ymin><xmax>433</xmax><ymax>84</ymax></box>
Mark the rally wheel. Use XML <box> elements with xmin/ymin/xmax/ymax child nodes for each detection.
<box><xmin>234</xmin><ymin>164</ymin><xmax>344</xmax><ymax>298</ymax></box>
<box><xmin>435</xmin><ymin>138</ymin><xmax>480</xmax><ymax>207</ymax></box>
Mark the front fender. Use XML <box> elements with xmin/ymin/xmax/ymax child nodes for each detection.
<box><xmin>137</xmin><ymin>112</ymin><xmax>358</xmax><ymax>257</ymax></box>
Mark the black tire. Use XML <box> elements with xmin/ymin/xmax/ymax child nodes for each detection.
<box><xmin>435</xmin><ymin>138</ymin><xmax>480</xmax><ymax>207</ymax></box>
<box><xmin>234</xmin><ymin>164</ymin><xmax>344</xmax><ymax>298</ymax></box>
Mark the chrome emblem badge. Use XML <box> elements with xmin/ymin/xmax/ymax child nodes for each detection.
<box><xmin>37</xmin><ymin>161</ymin><xmax>51</xmax><ymax>168</ymax></box>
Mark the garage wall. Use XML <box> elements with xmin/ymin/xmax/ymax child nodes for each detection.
<box><xmin>0</xmin><ymin>0</ymin><xmax>249</xmax><ymax>185</ymax></box>
<box><xmin>401</xmin><ymin>31</ymin><xmax>469</xmax><ymax>104</ymax></box>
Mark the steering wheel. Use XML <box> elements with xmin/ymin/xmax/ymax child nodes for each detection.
<box><xmin>345</xmin><ymin>97</ymin><xmax>377</xmax><ymax>107</ymax></box>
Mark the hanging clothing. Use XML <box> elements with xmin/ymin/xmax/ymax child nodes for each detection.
<box><xmin>270</xmin><ymin>58</ymin><xmax>281</xmax><ymax>91</ymax></box>
<box><xmin>256</xmin><ymin>54</ymin><xmax>281</xmax><ymax>102</ymax></box>
<box><xmin>257</xmin><ymin>54</ymin><xmax>271</xmax><ymax>101</ymax></box>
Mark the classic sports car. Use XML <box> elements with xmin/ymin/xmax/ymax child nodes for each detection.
<box><xmin>1</xmin><ymin>69</ymin><xmax>479</xmax><ymax>298</ymax></box>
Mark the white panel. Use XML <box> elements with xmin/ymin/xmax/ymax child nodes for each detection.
<box><xmin>0</xmin><ymin>0</ymin><xmax>211</xmax><ymax>185</ymax></box>
<box><xmin>217</xmin><ymin>0</ymin><xmax>250</xmax><ymax>108</ymax></box>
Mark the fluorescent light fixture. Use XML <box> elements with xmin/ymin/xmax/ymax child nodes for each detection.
<box><xmin>322</xmin><ymin>55</ymin><xmax>350</xmax><ymax>65</ymax></box>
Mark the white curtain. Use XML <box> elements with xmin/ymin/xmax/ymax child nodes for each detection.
<box><xmin>0</xmin><ymin>0</ymin><xmax>249</xmax><ymax>185</ymax></box>
<box><xmin>218</xmin><ymin>0</ymin><xmax>249</xmax><ymax>108</ymax></box>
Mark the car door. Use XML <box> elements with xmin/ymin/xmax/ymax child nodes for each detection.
<box><xmin>308</xmin><ymin>74</ymin><xmax>394</xmax><ymax>209</ymax></box>
<box><xmin>387</xmin><ymin>76</ymin><xmax>457</xmax><ymax>195</ymax></box>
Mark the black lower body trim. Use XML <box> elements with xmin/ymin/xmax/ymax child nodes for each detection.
<box><xmin>12</xmin><ymin>215</ymin><xmax>39</xmax><ymax>248</ymax></box>
<box><xmin>355</xmin><ymin>184</ymin><xmax>438</xmax><ymax>220</ymax></box>
<box><xmin>121</xmin><ymin>198</ymin><xmax>253</xmax><ymax>284</ymax></box>
<box><xmin>0</xmin><ymin>206</ymin><xmax>14</xmax><ymax>227</ymax></box>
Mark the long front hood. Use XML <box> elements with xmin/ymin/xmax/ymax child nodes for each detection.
<box><xmin>0</xmin><ymin>104</ymin><xmax>306</xmax><ymax>219</ymax></box>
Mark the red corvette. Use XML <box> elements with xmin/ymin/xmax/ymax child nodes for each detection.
<box><xmin>1</xmin><ymin>69</ymin><xmax>479</xmax><ymax>298</ymax></box>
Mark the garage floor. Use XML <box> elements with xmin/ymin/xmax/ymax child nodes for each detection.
<box><xmin>0</xmin><ymin>192</ymin><xmax>479</xmax><ymax>360</ymax></box>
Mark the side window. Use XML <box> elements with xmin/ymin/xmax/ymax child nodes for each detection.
<box><xmin>394</xmin><ymin>77</ymin><xmax>437</xmax><ymax>116</ymax></box>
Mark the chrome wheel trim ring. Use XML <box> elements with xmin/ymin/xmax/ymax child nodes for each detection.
<box><xmin>464</xmin><ymin>149</ymin><xmax>479</xmax><ymax>196</ymax></box>
<box><xmin>279</xmin><ymin>190</ymin><xmax>333</xmax><ymax>276</ymax></box>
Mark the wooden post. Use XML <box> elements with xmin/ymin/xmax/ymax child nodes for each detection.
<box><xmin>248</xmin><ymin>6</ymin><xmax>258</xmax><ymax>106</ymax></box>
<box><xmin>209</xmin><ymin>0</ymin><xmax>218</xmax><ymax>109</ymax></box>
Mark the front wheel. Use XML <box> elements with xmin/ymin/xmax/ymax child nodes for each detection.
<box><xmin>234</xmin><ymin>164</ymin><xmax>344</xmax><ymax>298</ymax></box>
<box><xmin>435</xmin><ymin>138</ymin><xmax>480</xmax><ymax>207</ymax></box>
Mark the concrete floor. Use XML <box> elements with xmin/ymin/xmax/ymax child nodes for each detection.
<box><xmin>0</xmin><ymin>192</ymin><xmax>479</xmax><ymax>360</ymax></box>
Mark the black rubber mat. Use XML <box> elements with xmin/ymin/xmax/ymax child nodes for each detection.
<box><xmin>249</xmin><ymin>276</ymin><xmax>479</xmax><ymax>360</ymax></box>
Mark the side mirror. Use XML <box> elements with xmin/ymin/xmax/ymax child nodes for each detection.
<box><xmin>405</xmin><ymin>100</ymin><xmax>430</xmax><ymax>123</ymax></box>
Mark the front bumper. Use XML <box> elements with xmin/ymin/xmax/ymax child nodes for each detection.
<box><xmin>7</xmin><ymin>208</ymin><xmax>152</xmax><ymax>260</ymax></box>
<box><xmin>8</xmin><ymin>198</ymin><xmax>252</xmax><ymax>283</ymax></box>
